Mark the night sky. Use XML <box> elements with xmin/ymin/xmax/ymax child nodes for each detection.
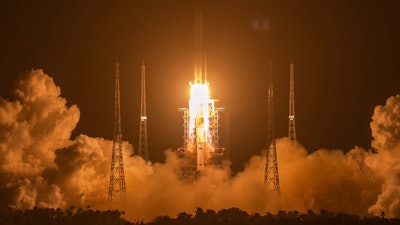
<box><xmin>1</xmin><ymin>1</ymin><xmax>399</xmax><ymax>172</ymax></box>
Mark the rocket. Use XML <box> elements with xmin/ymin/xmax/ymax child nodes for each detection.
<box><xmin>179</xmin><ymin>10</ymin><xmax>225</xmax><ymax>176</ymax></box>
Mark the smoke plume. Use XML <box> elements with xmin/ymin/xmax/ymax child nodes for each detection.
<box><xmin>1</xmin><ymin>69</ymin><xmax>400</xmax><ymax>221</ymax></box>
<box><xmin>0</xmin><ymin>69</ymin><xmax>79</xmax><ymax>209</ymax></box>
<box><xmin>366</xmin><ymin>94</ymin><xmax>400</xmax><ymax>217</ymax></box>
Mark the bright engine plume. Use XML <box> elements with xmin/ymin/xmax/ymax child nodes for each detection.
<box><xmin>188</xmin><ymin>80</ymin><xmax>213</xmax><ymax>170</ymax></box>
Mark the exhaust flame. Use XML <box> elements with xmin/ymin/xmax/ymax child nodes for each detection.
<box><xmin>188</xmin><ymin>81</ymin><xmax>212</xmax><ymax>144</ymax></box>
<box><xmin>186</xmin><ymin>80</ymin><xmax>219</xmax><ymax>171</ymax></box>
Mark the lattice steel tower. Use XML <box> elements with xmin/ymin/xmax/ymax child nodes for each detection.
<box><xmin>288</xmin><ymin>59</ymin><xmax>296</xmax><ymax>141</ymax></box>
<box><xmin>264</xmin><ymin>61</ymin><xmax>281</xmax><ymax>209</ymax></box>
<box><xmin>108</xmin><ymin>60</ymin><xmax>127</xmax><ymax>200</ymax></box>
<box><xmin>138</xmin><ymin>60</ymin><xmax>149</xmax><ymax>160</ymax></box>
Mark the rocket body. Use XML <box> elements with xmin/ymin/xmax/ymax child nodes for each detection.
<box><xmin>188</xmin><ymin>82</ymin><xmax>212</xmax><ymax>171</ymax></box>
<box><xmin>179</xmin><ymin>10</ymin><xmax>224</xmax><ymax>176</ymax></box>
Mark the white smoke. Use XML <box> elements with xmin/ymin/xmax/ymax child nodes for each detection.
<box><xmin>278</xmin><ymin>140</ymin><xmax>380</xmax><ymax>215</ymax></box>
<box><xmin>367</xmin><ymin>94</ymin><xmax>400</xmax><ymax>217</ymax></box>
<box><xmin>1</xmin><ymin>69</ymin><xmax>400</xmax><ymax>221</ymax></box>
<box><xmin>0</xmin><ymin>69</ymin><xmax>79</xmax><ymax>209</ymax></box>
<box><xmin>52</xmin><ymin>134</ymin><xmax>113</xmax><ymax>206</ymax></box>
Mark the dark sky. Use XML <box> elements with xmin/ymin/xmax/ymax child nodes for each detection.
<box><xmin>1</xmin><ymin>1</ymin><xmax>399</xmax><ymax>171</ymax></box>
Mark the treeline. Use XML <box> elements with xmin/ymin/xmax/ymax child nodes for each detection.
<box><xmin>0</xmin><ymin>206</ymin><xmax>132</xmax><ymax>225</ymax></box>
<box><xmin>148</xmin><ymin>208</ymin><xmax>400</xmax><ymax>225</ymax></box>
<box><xmin>1</xmin><ymin>207</ymin><xmax>400</xmax><ymax>225</ymax></box>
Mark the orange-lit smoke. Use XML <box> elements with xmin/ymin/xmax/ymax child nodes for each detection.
<box><xmin>1</xmin><ymin>69</ymin><xmax>400</xmax><ymax>221</ymax></box>
<box><xmin>366</xmin><ymin>94</ymin><xmax>400</xmax><ymax>217</ymax></box>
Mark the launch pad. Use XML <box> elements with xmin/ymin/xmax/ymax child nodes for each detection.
<box><xmin>177</xmin><ymin>101</ymin><xmax>225</xmax><ymax>178</ymax></box>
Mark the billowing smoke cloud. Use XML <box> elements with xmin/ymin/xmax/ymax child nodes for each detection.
<box><xmin>1</xmin><ymin>69</ymin><xmax>400</xmax><ymax>221</ymax></box>
<box><xmin>366</xmin><ymin>94</ymin><xmax>400</xmax><ymax>217</ymax></box>
<box><xmin>278</xmin><ymin>141</ymin><xmax>381</xmax><ymax>215</ymax></box>
<box><xmin>0</xmin><ymin>69</ymin><xmax>79</xmax><ymax>209</ymax></box>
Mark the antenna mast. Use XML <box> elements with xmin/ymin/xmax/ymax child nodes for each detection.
<box><xmin>108</xmin><ymin>60</ymin><xmax>127</xmax><ymax>200</ymax></box>
<box><xmin>138</xmin><ymin>60</ymin><xmax>149</xmax><ymax>160</ymax></box>
<box><xmin>264</xmin><ymin>60</ymin><xmax>281</xmax><ymax>210</ymax></box>
<box><xmin>288</xmin><ymin>59</ymin><xmax>296</xmax><ymax>141</ymax></box>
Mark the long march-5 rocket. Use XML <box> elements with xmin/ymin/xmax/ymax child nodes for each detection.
<box><xmin>179</xmin><ymin>10</ymin><xmax>224</xmax><ymax>175</ymax></box>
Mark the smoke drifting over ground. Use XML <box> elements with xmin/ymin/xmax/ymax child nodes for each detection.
<box><xmin>0</xmin><ymin>69</ymin><xmax>79</xmax><ymax>209</ymax></box>
<box><xmin>366</xmin><ymin>95</ymin><xmax>400</xmax><ymax>217</ymax></box>
<box><xmin>0</xmin><ymin>69</ymin><xmax>400</xmax><ymax>221</ymax></box>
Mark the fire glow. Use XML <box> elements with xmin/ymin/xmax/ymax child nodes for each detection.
<box><xmin>186</xmin><ymin>79</ymin><xmax>221</xmax><ymax>171</ymax></box>
<box><xmin>188</xmin><ymin>81</ymin><xmax>212</xmax><ymax>143</ymax></box>
<box><xmin>178</xmin><ymin>76</ymin><xmax>224</xmax><ymax>174</ymax></box>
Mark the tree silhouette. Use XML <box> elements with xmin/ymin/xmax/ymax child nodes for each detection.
<box><xmin>1</xmin><ymin>207</ymin><xmax>400</xmax><ymax>225</ymax></box>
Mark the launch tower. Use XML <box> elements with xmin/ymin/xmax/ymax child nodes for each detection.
<box><xmin>138</xmin><ymin>60</ymin><xmax>149</xmax><ymax>160</ymax></box>
<box><xmin>264</xmin><ymin>61</ymin><xmax>281</xmax><ymax>209</ymax></box>
<box><xmin>288</xmin><ymin>60</ymin><xmax>296</xmax><ymax>141</ymax></box>
<box><xmin>178</xmin><ymin>11</ymin><xmax>224</xmax><ymax>178</ymax></box>
<box><xmin>108</xmin><ymin>60</ymin><xmax>127</xmax><ymax>200</ymax></box>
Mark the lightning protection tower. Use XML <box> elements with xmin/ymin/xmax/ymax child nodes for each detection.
<box><xmin>264</xmin><ymin>60</ymin><xmax>281</xmax><ymax>210</ymax></box>
<box><xmin>108</xmin><ymin>60</ymin><xmax>127</xmax><ymax>201</ymax></box>
<box><xmin>288</xmin><ymin>59</ymin><xmax>296</xmax><ymax>141</ymax></box>
<box><xmin>138</xmin><ymin>60</ymin><xmax>149</xmax><ymax>160</ymax></box>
